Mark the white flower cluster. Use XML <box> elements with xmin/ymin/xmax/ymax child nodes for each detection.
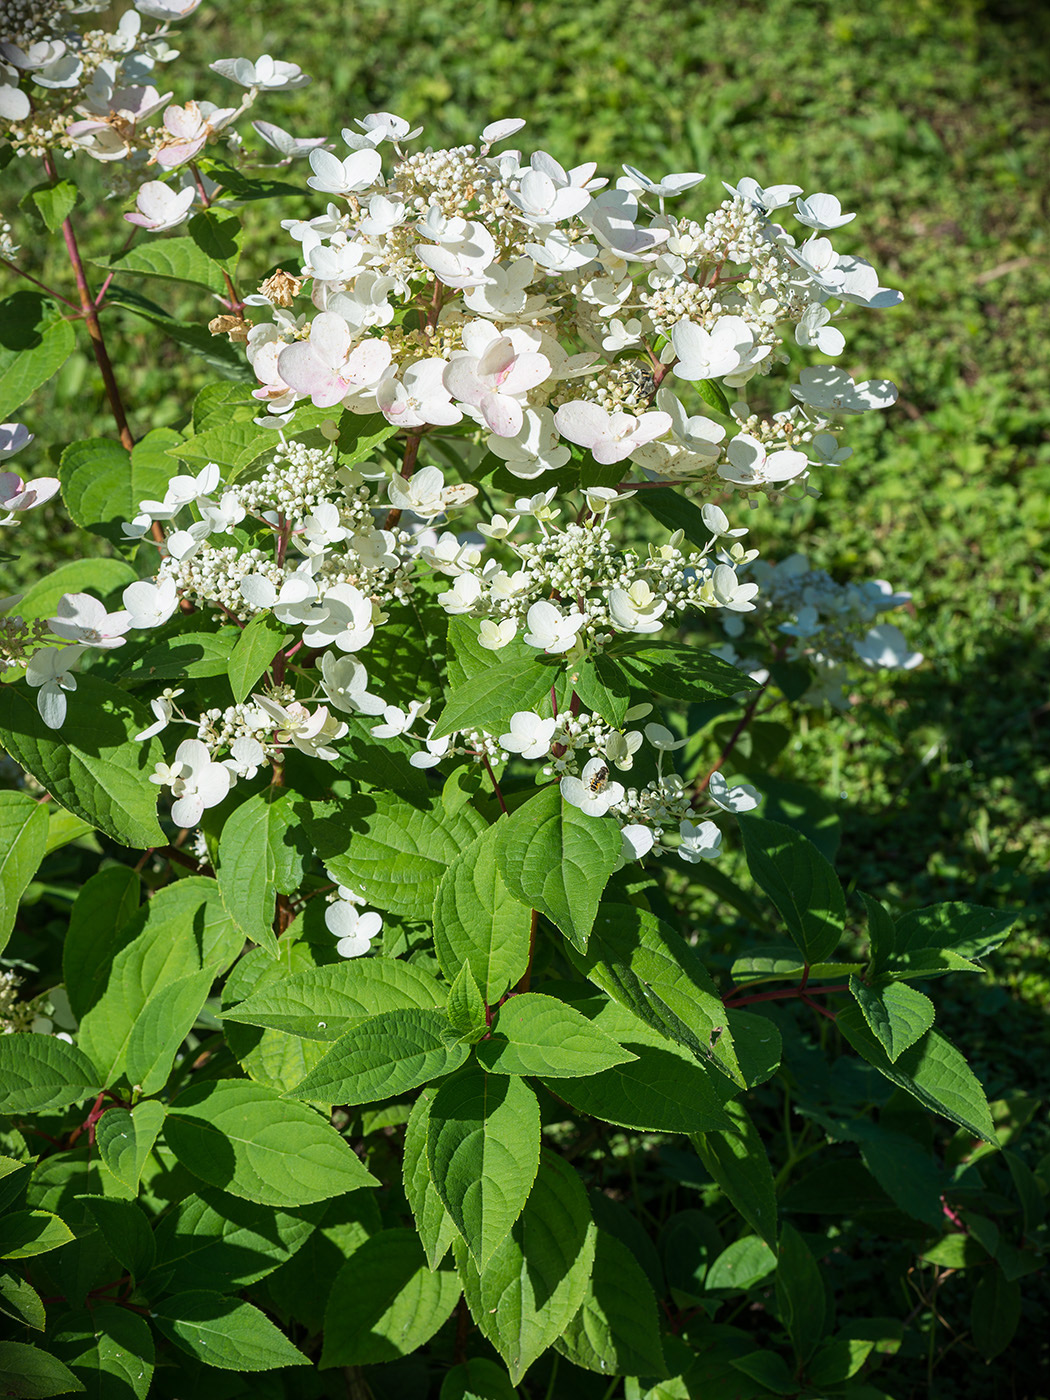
<box><xmin>717</xmin><ymin>552</ymin><xmax>923</xmax><ymax>709</ymax></box>
<box><xmin>1</xmin><ymin>421</ymin><xmax>63</xmax><ymax>680</ymax></box>
<box><xmin>243</xmin><ymin>114</ymin><xmax>900</xmax><ymax>499</ymax></box>
<box><xmin>0</xmin><ymin>968</ymin><xmax>75</xmax><ymax>1040</ymax></box>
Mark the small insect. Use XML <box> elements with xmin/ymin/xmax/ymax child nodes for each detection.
<box><xmin>587</xmin><ymin>764</ymin><xmax>610</xmax><ymax>793</ymax></box>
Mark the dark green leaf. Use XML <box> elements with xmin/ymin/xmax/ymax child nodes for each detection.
<box><xmin>566</xmin><ymin>653</ymin><xmax>632</xmax><ymax>727</ymax></box>
<box><xmin>93</xmin><ymin>237</ymin><xmax>227</xmax><ymax>293</ymax></box>
<box><xmin>971</xmin><ymin>1267</ymin><xmax>1021</xmax><ymax>1360</ymax></box>
<box><xmin>705</xmin><ymin>1235</ymin><xmax>777</xmax><ymax>1292</ymax></box>
<box><xmin>50</xmin><ymin>1305</ymin><xmax>153</xmax><ymax>1400</ymax></box>
<box><xmin>554</xmin><ymin>1229</ymin><xmax>667</xmax><ymax>1377</ymax></box>
<box><xmin>79</xmin><ymin>1197</ymin><xmax>155</xmax><ymax>1279</ymax></box>
<box><xmin>609</xmin><ymin>640</ymin><xmax>758</xmax><ymax>701</ymax></box>
<box><xmin>227</xmin><ymin>611</ymin><xmax>291</xmax><ymax>703</ymax></box>
<box><xmin>403</xmin><ymin>1088</ymin><xmax>461</xmax><ymax>1270</ymax></box>
<box><xmin>848</xmin><ymin>977</ymin><xmax>934</xmax><ymax>1062</ymax></box>
<box><xmin>188</xmin><ymin>209</ymin><xmax>242</xmax><ymax>271</ymax></box>
<box><xmin>0</xmin><ymin>1342</ymin><xmax>85</xmax><ymax>1397</ymax></box>
<box><xmin>738</xmin><ymin>815</ymin><xmax>845</xmax><ymax>963</ymax></box>
<box><xmin>58</xmin><ymin>430</ymin><xmax>181</xmax><ymax>547</ymax></box>
<box><xmin>152</xmin><ymin>1290</ymin><xmax>308</xmax><ymax>1370</ymax></box>
<box><xmin>0</xmin><ymin>292</ymin><xmax>76</xmax><ymax>419</ymax></box>
<box><xmin>217</xmin><ymin>789</ymin><xmax>309</xmax><ymax>956</ymax></box>
<box><xmin>0</xmin><ymin>1210</ymin><xmax>74</xmax><ymax>1261</ymax></box>
<box><xmin>692</xmin><ymin>1100</ymin><xmax>779</xmax><ymax>1249</ymax></box>
<box><xmin>775</xmin><ymin>1223</ymin><xmax>827</xmax><ymax>1363</ymax></box>
<box><xmin>0</xmin><ymin>791</ymin><xmax>48</xmax><ymax>956</ymax></box>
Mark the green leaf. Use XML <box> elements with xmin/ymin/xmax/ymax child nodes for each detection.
<box><xmin>692</xmin><ymin>1100</ymin><xmax>779</xmax><ymax>1249</ymax></box>
<box><xmin>308</xmin><ymin>793</ymin><xmax>487</xmax><ymax>919</ymax></box>
<box><xmin>551</xmin><ymin>1001</ymin><xmax>733</xmax><ymax>1134</ymax></box>
<box><xmin>554</xmin><ymin>1229</ymin><xmax>667</xmax><ymax>1377</ymax></box>
<box><xmin>403</xmin><ymin>1087</ymin><xmax>461</xmax><ymax>1269</ymax></box>
<box><xmin>727</xmin><ymin>1009</ymin><xmax>782</xmax><ymax>1087</ymax></box>
<box><xmin>0</xmin><ymin>1035</ymin><xmax>98</xmax><ymax>1114</ymax></box>
<box><xmin>29</xmin><ymin>179</ymin><xmax>78</xmax><ymax>232</ymax></box>
<box><xmin>730</xmin><ymin>1350</ymin><xmax>797</xmax><ymax>1394</ymax></box>
<box><xmin>695</xmin><ymin>376</ymin><xmax>731</xmax><ymax>414</ymax></box>
<box><xmin>58</xmin><ymin>429</ymin><xmax>181</xmax><ymax>546</ymax></box>
<box><xmin>0</xmin><ymin>292</ymin><xmax>76</xmax><ymax>419</ymax></box>
<box><xmin>79</xmin><ymin>1197</ymin><xmax>155</xmax><ymax>1279</ymax></box>
<box><xmin>837</xmin><ymin>1007</ymin><xmax>997</xmax><ymax>1142</ymax></box>
<box><xmin>705</xmin><ymin>1235</ymin><xmax>778</xmax><ymax>1292</ymax></box>
<box><xmin>433</xmin><ymin>824</ymin><xmax>532</xmax><ymax>1003</ymax></box>
<box><xmin>15</xmin><ymin>558</ymin><xmax>137</xmax><ymax>623</ymax></box>
<box><xmin>93</xmin><ymin>237</ymin><xmax>227</xmax><ymax>293</ymax></box>
<box><xmin>50</xmin><ymin>1306</ymin><xmax>153</xmax><ymax>1400</ymax></box>
<box><xmin>188</xmin><ymin>209</ymin><xmax>242</xmax><ymax>272</ymax></box>
<box><xmin>94</xmin><ymin>1100</ymin><xmax>166</xmax><ymax>1197</ymax></box>
<box><xmin>201</xmin><ymin>159</ymin><xmax>305</xmax><ymax>201</ymax></box>
<box><xmin>890</xmin><ymin>902</ymin><xmax>1014</xmax><ymax>964</ymax></box>
<box><xmin>0</xmin><ymin>1342</ymin><xmax>85</xmax><ymax>1397</ymax></box>
<box><xmin>637</xmin><ymin>487</ymin><xmax>712</xmax><ymax>550</ymax></box>
<box><xmin>125</xmin><ymin>967</ymin><xmax>214</xmax><ymax>1095</ymax></box>
<box><xmin>0</xmin><ymin>791</ymin><xmax>48</xmax><ymax>956</ymax></box>
<box><xmin>971</xmin><ymin>1266</ymin><xmax>1021</xmax><ymax>1360</ymax></box>
<box><xmin>848</xmin><ymin>1121</ymin><xmax>945</xmax><ymax>1230</ymax></box>
<box><xmin>165</xmin><ymin>1078</ymin><xmax>377</xmax><ymax>1205</ymax></box>
<box><xmin>0</xmin><ymin>1272</ymin><xmax>45</xmax><ymax>1331</ymax></box>
<box><xmin>77</xmin><ymin>891</ymin><xmax>201</xmax><ymax>1086</ymax></box>
<box><xmin>0</xmin><ymin>1210</ymin><xmax>74</xmax><ymax>1261</ymax></box>
<box><xmin>477</xmin><ymin>993</ymin><xmax>637</xmax><ymax>1077</ymax></box>
<box><xmin>320</xmin><ymin>1227</ymin><xmax>462</xmax><ymax>1367</ymax></box>
<box><xmin>169</xmin><ymin>419</ymin><xmax>276</xmax><ymax>476</ymax></box>
<box><xmin>447</xmin><ymin>962</ymin><xmax>488</xmax><ymax>1041</ymax></box>
<box><xmin>570</xmin><ymin>903</ymin><xmax>743</xmax><ymax>1086</ymax></box>
<box><xmin>288</xmin><ymin>1007</ymin><xmax>470</xmax><ymax>1107</ymax></box>
<box><xmin>609</xmin><ymin>641</ymin><xmax>758</xmax><ymax>701</ymax></box>
<box><xmin>494</xmin><ymin>786</ymin><xmax>621</xmax><ymax>951</ymax></box>
<box><xmin>152</xmin><ymin>1290</ymin><xmax>308</xmax><ymax>1370</ymax></box>
<box><xmin>0</xmin><ymin>678</ymin><xmax>165</xmax><ymax>848</ymax></box>
<box><xmin>848</xmin><ymin>977</ymin><xmax>934</xmax><ymax>1062</ymax></box>
<box><xmin>456</xmin><ymin>1149</ymin><xmax>597</xmax><ymax>1386</ymax></box>
<box><xmin>737</xmin><ymin>815</ymin><xmax>845</xmax><ymax>964</ymax></box>
<box><xmin>223</xmin><ymin>955</ymin><xmax>444</xmax><ymax>1039</ymax></box>
<box><xmin>806</xmin><ymin>1336</ymin><xmax>874</xmax><ymax>1387</ymax></box>
<box><xmin>122</xmin><ymin>628</ymin><xmax>238</xmax><ymax>685</ymax></box>
<box><xmin>775</xmin><ymin>1223</ymin><xmax>827</xmax><ymax>1364</ymax></box>
<box><xmin>432</xmin><ymin>653</ymin><xmax>556</xmax><ymax>739</ymax></box>
<box><xmin>427</xmin><ymin>1068</ymin><xmax>540</xmax><ymax>1267</ymax></box>
<box><xmin>106</xmin><ymin>283</ymin><xmax>252</xmax><ymax>380</ymax></box>
<box><xmin>228</xmin><ymin>611</ymin><xmax>291</xmax><ymax>703</ymax></box>
<box><xmin>568</xmin><ymin>653</ymin><xmax>632</xmax><ymax>728</ymax></box>
<box><xmin>152</xmin><ymin>1187</ymin><xmax>324</xmax><ymax>1292</ymax></box>
<box><xmin>860</xmin><ymin>891</ymin><xmax>896</xmax><ymax>979</ymax></box>
<box><xmin>439</xmin><ymin>1358</ymin><xmax>518</xmax><ymax>1400</ymax></box>
<box><xmin>217</xmin><ymin>789</ymin><xmax>309</xmax><ymax>956</ymax></box>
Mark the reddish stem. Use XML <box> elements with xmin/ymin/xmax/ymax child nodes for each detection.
<box><xmin>695</xmin><ymin>682</ymin><xmax>767</xmax><ymax>796</ymax></box>
<box><xmin>722</xmin><ymin>981</ymin><xmax>849</xmax><ymax>1009</ymax></box>
<box><xmin>0</xmin><ymin>255</ymin><xmax>78</xmax><ymax>309</ymax></box>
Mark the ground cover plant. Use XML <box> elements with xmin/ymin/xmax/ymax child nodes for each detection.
<box><xmin>0</xmin><ymin>2</ymin><xmax>1047</xmax><ymax>1398</ymax></box>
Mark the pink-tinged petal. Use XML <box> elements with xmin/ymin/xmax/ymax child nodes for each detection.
<box><xmin>278</xmin><ymin>342</ymin><xmax>338</xmax><ymax>404</ymax></box>
<box><xmin>479</xmin><ymin>391</ymin><xmax>522</xmax><ymax>438</ymax></box>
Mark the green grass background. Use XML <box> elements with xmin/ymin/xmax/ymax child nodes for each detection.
<box><xmin>8</xmin><ymin>0</ymin><xmax>1049</xmax><ymax>1091</ymax></box>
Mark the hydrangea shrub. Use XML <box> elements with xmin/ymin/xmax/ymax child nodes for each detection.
<box><xmin>0</xmin><ymin>3</ymin><xmax>1041</xmax><ymax>1396</ymax></box>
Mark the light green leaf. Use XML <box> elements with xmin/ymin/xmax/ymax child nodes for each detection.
<box><xmin>0</xmin><ymin>1341</ymin><xmax>85</xmax><ymax>1396</ymax></box>
<box><xmin>0</xmin><ymin>292</ymin><xmax>76</xmax><ymax>420</ymax></box>
<box><xmin>16</xmin><ymin>558</ymin><xmax>137</xmax><ymax>623</ymax></box>
<box><xmin>433</xmin><ymin>824</ymin><xmax>532</xmax><ymax>1003</ymax></box>
<box><xmin>217</xmin><ymin>789</ymin><xmax>308</xmax><ymax>956</ymax></box>
<box><xmin>692</xmin><ymin>1100</ymin><xmax>779</xmax><ymax>1249</ymax></box>
<box><xmin>0</xmin><ymin>791</ymin><xmax>48</xmax><ymax>956</ymax></box>
<box><xmin>848</xmin><ymin>977</ymin><xmax>935</xmax><ymax>1062</ymax></box>
<box><xmin>738</xmin><ymin>815</ymin><xmax>845</xmax><ymax>964</ymax></box>
<box><xmin>125</xmin><ymin>967</ymin><xmax>214</xmax><ymax>1095</ymax></box>
<box><xmin>432</xmin><ymin>654</ymin><xmax>556</xmax><ymax>739</ymax></box>
<box><xmin>447</xmin><ymin>962</ymin><xmax>488</xmax><ymax>1041</ymax></box>
<box><xmin>705</xmin><ymin>1236</ymin><xmax>777</xmax><ymax>1292</ymax></box>
<box><xmin>0</xmin><ymin>678</ymin><xmax>165</xmax><ymax>848</ymax></box>
<box><xmin>320</xmin><ymin>1228</ymin><xmax>462</xmax><ymax>1367</ymax></box>
<box><xmin>93</xmin><ymin>236</ymin><xmax>227</xmax><ymax>293</ymax></box>
<box><xmin>308</xmin><ymin>793</ymin><xmax>487</xmax><ymax>919</ymax></box>
<box><xmin>0</xmin><ymin>1035</ymin><xmax>99</xmax><ymax>1115</ymax></box>
<box><xmin>476</xmin><ymin>993</ymin><xmax>637</xmax><ymax>1077</ymax></box>
<box><xmin>94</xmin><ymin>1100</ymin><xmax>166</xmax><ymax>1197</ymax></box>
<box><xmin>151</xmin><ymin>1290</ymin><xmax>308</xmax><ymax>1370</ymax></box>
<box><xmin>569</xmin><ymin>903</ymin><xmax>743</xmax><ymax>1087</ymax></box>
<box><xmin>169</xmin><ymin>419</ymin><xmax>276</xmax><ymax>476</ymax></box>
<box><xmin>223</xmin><ymin>955</ymin><xmax>444</xmax><ymax>1040</ymax></box>
<box><xmin>775</xmin><ymin>1224</ymin><xmax>827</xmax><ymax>1364</ymax></box>
<box><xmin>0</xmin><ymin>1210</ymin><xmax>74</xmax><ymax>1261</ymax></box>
<box><xmin>29</xmin><ymin>179</ymin><xmax>78</xmax><ymax>232</ymax></box>
<box><xmin>58</xmin><ymin>429</ymin><xmax>181</xmax><ymax>547</ymax></box>
<box><xmin>50</xmin><ymin>1306</ymin><xmax>153</xmax><ymax>1400</ymax></box>
<box><xmin>227</xmin><ymin>611</ymin><xmax>291</xmax><ymax>703</ymax></box>
<box><xmin>79</xmin><ymin>1197</ymin><xmax>155</xmax><ymax>1279</ymax></box>
<box><xmin>43</xmin><ymin>809</ymin><xmax>96</xmax><ymax>856</ymax></box>
<box><xmin>457</xmin><ymin>1149</ymin><xmax>597</xmax><ymax>1386</ymax></box>
<box><xmin>550</xmin><ymin>1001</ymin><xmax>733</xmax><ymax>1134</ymax></box>
<box><xmin>166</xmin><ymin>1078</ymin><xmax>377</xmax><ymax>1205</ymax></box>
<box><xmin>494</xmin><ymin>786</ymin><xmax>621</xmax><ymax>951</ymax></box>
<box><xmin>837</xmin><ymin>1006</ymin><xmax>996</xmax><ymax>1142</ymax></box>
<box><xmin>554</xmin><ymin>1229</ymin><xmax>667</xmax><ymax>1377</ymax></box>
<box><xmin>428</xmin><ymin>1069</ymin><xmax>540</xmax><ymax>1268</ymax></box>
<box><xmin>404</xmin><ymin>1087</ymin><xmax>461</xmax><ymax>1269</ymax></box>
<box><xmin>288</xmin><ymin>1007</ymin><xmax>469</xmax><ymax>1106</ymax></box>
<box><xmin>77</xmin><ymin>893</ymin><xmax>200</xmax><ymax>1086</ymax></box>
